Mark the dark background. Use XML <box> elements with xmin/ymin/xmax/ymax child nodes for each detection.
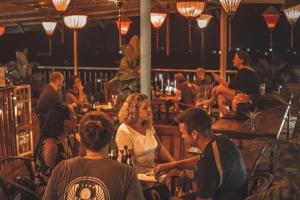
<box><xmin>0</xmin><ymin>4</ymin><xmax>299</xmax><ymax>69</ymax></box>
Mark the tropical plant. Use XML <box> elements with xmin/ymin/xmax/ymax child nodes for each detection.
<box><xmin>242</xmin><ymin>109</ymin><xmax>262</xmax><ymax>131</ymax></box>
<box><xmin>253</xmin><ymin>55</ymin><xmax>289</xmax><ymax>93</ymax></box>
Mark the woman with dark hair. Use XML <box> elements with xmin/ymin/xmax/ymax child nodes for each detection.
<box><xmin>65</xmin><ymin>76</ymin><xmax>87</xmax><ymax>107</ymax></box>
<box><xmin>43</xmin><ymin>111</ymin><xmax>144</xmax><ymax>200</ymax></box>
<box><xmin>34</xmin><ymin>103</ymin><xmax>77</xmax><ymax>177</ymax></box>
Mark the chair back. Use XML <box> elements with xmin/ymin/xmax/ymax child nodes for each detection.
<box><xmin>154</xmin><ymin>125</ymin><xmax>185</xmax><ymax>160</ymax></box>
<box><xmin>0</xmin><ymin>156</ymin><xmax>41</xmax><ymax>200</ymax></box>
<box><xmin>246</xmin><ymin>172</ymin><xmax>273</xmax><ymax>200</ymax></box>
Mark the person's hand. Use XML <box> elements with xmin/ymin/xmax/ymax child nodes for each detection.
<box><xmin>69</xmin><ymin>102</ymin><xmax>77</xmax><ymax>109</ymax></box>
<box><xmin>153</xmin><ymin>163</ymin><xmax>172</xmax><ymax>177</ymax></box>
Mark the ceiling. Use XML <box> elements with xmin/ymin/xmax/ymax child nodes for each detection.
<box><xmin>0</xmin><ymin>0</ymin><xmax>285</xmax><ymax>34</ymax></box>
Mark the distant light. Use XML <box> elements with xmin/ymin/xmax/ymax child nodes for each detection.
<box><xmin>269</xmin><ymin>48</ymin><xmax>273</xmax><ymax>52</ymax></box>
<box><xmin>293</xmin><ymin>51</ymin><xmax>297</xmax><ymax>55</ymax></box>
<box><xmin>219</xmin><ymin>50</ymin><xmax>221</xmax><ymax>54</ymax></box>
<box><xmin>96</xmin><ymin>79</ymin><xmax>101</xmax><ymax>83</ymax></box>
<box><xmin>236</xmin><ymin>48</ymin><xmax>240</xmax><ymax>51</ymax></box>
<box><xmin>119</xmin><ymin>50</ymin><xmax>123</xmax><ymax>54</ymax></box>
<box><xmin>212</xmin><ymin>50</ymin><xmax>217</xmax><ymax>54</ymax></box>
<box><xmin>265</xmin><ymin>52</ymin><xmax>268</xmax><ymax>56</ymax></box>
<box><xmin>246</xmin><ymin>48</ymin><xmax>250</xmax><ymax>52</ymax></box>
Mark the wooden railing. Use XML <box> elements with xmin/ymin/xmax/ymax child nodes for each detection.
<box><xmin>32</xmin><ymin>66</ymin><xmax>237</xmax><ymax>101</ymax></box>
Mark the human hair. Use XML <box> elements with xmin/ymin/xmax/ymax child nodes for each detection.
<box><xmin>66</xmin><ymin>75</ymin><xmax>79</xmax><ymax>90</ymax></box>
<box><xmin>118</xmin><ymin>93</ymin><xmax>152</xmax><ymax>128</ymax></box>
<box><xmin>49</xmin><ymin>72</ymin><xmax>63</xmax><ymax>83</ymax></box>
<box><xmin>177</xmin><ymin>108</ymin><xmax>213</xmax><ymax>138</ymax></box>
<box><xmin>196</xmin><ymin>68</ymin><xmax>205</xmax><ymax>74</ymax></box>
<box><xmin>41</xmin><ymin>103</ymin><xmax>71</xmax><ymax>138</ymax></box>
<box><xmin>79</xmin><ymin>111</ymin><xmax>113</xmax><ymax>152</ymax></box>
<box><xmin>235</xmin><ymin>51</ymin><xmax>251</xmax><ymax>66</ymax></box>
<box><xmin>174</xmin><ymin>73</ymin><xmax>186</xmax><ymax>83</ymax></box>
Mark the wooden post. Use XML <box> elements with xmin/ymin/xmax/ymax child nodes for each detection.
<box><xmin>74</xmin><ymin>30</ymin><xmax>78</xmax><ymax>76</ymax></box>
<box><xmin>220</xmin><ymin>8</ymin><xmax>228</xmax><ymax>80</ymax></box>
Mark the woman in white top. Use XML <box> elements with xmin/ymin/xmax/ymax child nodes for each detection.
<box><xmin>116</xmin><ymin>93</ymin><xmax>175</xmax><ymax>167</ymax></box>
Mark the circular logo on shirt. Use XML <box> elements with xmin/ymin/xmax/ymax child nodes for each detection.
<box><xmin>64</xmin><ymin>177</ymin><xmax>110</xmax><ymax>200</ymax></box>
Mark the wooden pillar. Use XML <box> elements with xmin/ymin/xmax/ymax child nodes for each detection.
<box><xmin>74</xmin><ymin>30</ymin><xmax>78</xmax><ymax>76</ymax></box>
<box><xmin>140</xmin><ymin>0</ymin><xmax>151</xmax><ymax>98</ymax></box>
<box><xmin>220</xmin><ymin>8</ymin><xmax>228</xmax><ymax>80</ymax></box>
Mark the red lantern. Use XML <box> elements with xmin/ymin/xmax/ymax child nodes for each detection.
<box><xmin>116</xmin><ymin>16</ymin><xmax>132</xmax><ymax>35</ymax></box>
<box><xmin>262</xmin><ymin>6</ymin><xmax>280</xmax><ymax>49</ymax></box>
<box><xmin>262</xmin><ymin>6</ymin><xmax>280</xmax><ymax>30</ymax></box>
<box><xmin>0</xmin><ymin>25</ymin><xmax>5</xmax><ymax>37</ymax></box>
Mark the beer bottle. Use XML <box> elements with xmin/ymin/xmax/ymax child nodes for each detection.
<box><xmin>126</xmin><ymin>153</ymin><xmax>135</xmax><ymax>168</ymax></box>
<box><xmin>121</xmin><ymin>145</ymin><xmax>129</xmax><ymax>164</ymax></box>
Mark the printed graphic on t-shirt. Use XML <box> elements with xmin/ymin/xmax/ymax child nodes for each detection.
<box><xmin>64</xmin><ymin>176</ymin><xmax>110</xmax><ymax>200</ymax></box>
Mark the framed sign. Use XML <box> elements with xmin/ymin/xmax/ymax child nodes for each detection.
<box><xmin>0</xmin><ymin>67</ymin><xmax>5</xmax><ymax>87</ymax></box>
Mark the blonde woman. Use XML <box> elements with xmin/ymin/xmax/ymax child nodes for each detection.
<box><xmin>116</xmin><ymin>93</ymin><xmax>175</xmax><ymax>168</ymax></box>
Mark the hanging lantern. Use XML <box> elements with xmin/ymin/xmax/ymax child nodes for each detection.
<box><xmin>42</xmin><ymin>16</ymin><xmax>57</xmax><ymax>55</ymax></box>
<box><xmin>262</xmin><ymin>6</ymin><xmax>280</xmax><ymax>49</ymax></box>
<box><xmin>115</xmin><ymin>16</ymin><xmax>132</xmax><ymax>35</ymax></box>
<box><xmin>196</xmin><ymin>14</ymin><xmax>213</xmax><ymax>29</ymax></box>
<box><xmin>52</xmin><ymin>0</ymin><xmax>71</xmax><ymax>13</ymax></box>
<box><xmin>283</xmin><ymin>2</ymin><xmax>300</xmax><ymax>49</ymax></box>
<box><xmin>64</xmin><ymin>7</ymin><xmax>88</xmax><ymax>76</ymax></box>
<box><xmin>176</xmin><ymin>0</ymin><xmax>206</xmax><ymax>51</ymax></box>
<box><xmin>64</xmin><ymin>7</ymin><xmax>87</xmax><ymax>29</ymax></box>
<box><xmin>0</xmin><ymin>25</ymin><xmax>5</xmax><ymax>37</ymax></box>
<box><xmin>262</xmin><ymin>6</ymin><xmax>280</xmax><ymax>30</ymax></box>
<box><xmin>151</xmin><ymin>12</ymin><xmax>167</xmax><ymax>29</ymax></box>
<box><xmin>196</xmin><ymin>14</ymin><xmax>213</xmax><ymax>65</ymax></box>
<box><xmin>219</xmin><ymin>0</ymin><xmax>242</xmax><ymax>51</ymax></box>
<box><xmin>42</xmin><ymin>16</ymin><xmax>57</xmax><ymax>36</ymax></box>
<box><xmin>219</xmin><ymin>0</ymin><xmax>242</xmax><ymax>16</ymax></box>
<box><xmin>151</xmin><ymin>4</ymin><xmax>167</xmax><ymax>51</ymax></box>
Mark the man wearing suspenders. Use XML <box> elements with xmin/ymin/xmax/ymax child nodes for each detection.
<box><xmin>154</xmin><ymin>108</ymin><xmax>247</xmax><ymax>200</ymax></box>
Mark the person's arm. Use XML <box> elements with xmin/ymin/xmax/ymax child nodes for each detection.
<box><xmin>43</xmin><ymin>138</ymin><xmax>58</xmax><ymax>170</ymax></box>
<box><xmin>174</xmin><ymin>89</ymin><xmax>182</xmax><ymax>102</ymax></box>
<box><xmin>66</xmin><ymin>92</ymin><xmax>82</xmax><ymax>105</ymax></box>
<box><xmin>153</xmin><ymin>156</ymin><xmax>200</xmax><ymax>175</ymax></box>
<box><xmin>213</xmin><ymin>73</ymin><xmax>228</xmax><ymax>87</ymax></box>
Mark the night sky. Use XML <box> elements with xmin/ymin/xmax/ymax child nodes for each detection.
<box><xmin>0</xmin><ymin>4</ymin><xmax>299</xmax><ymax>69</ymax></box>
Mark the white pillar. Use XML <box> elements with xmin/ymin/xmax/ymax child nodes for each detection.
<box><xmin>220</xmin><ymin>8</ymin><xmax>227</xmax><ymax>80</ymax></box>
<box><xmin>140</xmin><ymin>0</ymin><xmax>151</xmax><ymax>98</ymax></box>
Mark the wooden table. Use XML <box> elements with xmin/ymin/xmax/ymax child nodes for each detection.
<box><xmin>212</xmin><ymin>105</ymin><xmax>290</xmax><ymax>139</ymax></box>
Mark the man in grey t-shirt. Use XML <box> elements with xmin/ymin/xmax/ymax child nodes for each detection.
<box><xmin>43</xmin><ymin>157</ymin><xmax>144</xmax><ymax>200</ymax></box>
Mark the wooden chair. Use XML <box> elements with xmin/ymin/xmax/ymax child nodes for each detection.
<box><xmin>0</xmin><ymin>156</ymin><xmax>41</xmax><ymax>199</ymax></box>
<box><xmin>245</xmin><ymin>172</ymin><xmax>273</xmax><ymax>200</ymax></box>
<box><xmin>154</xmin><ymin>125</ymin><xmax>185</xmax><ymax>161</ymax></box>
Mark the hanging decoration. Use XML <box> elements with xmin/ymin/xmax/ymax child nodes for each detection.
<box><xmin>151</xmin><ymin>4</ymin><xmax>167</xmax><ymax>51</ymax></box>
<box><xmin>262</xmin><ymin>6</ymin><xmax>280</xmax><ymax>49</ymax></box>
<box><xmin>283</xmin><ymin>1</ymin><xmax>300</xmax><ymax>49</ymax></box>
<box><xmin>196</xmin><ymin>14</ymin><xmax>213</xmax><ymax>65</ymax></box>
<box><xmin>218</xmin><ymin>0</ymin><xmax>242</xmax><ymax>51</ymax></box>
<box><xmin>42</xmin><ymin>16</ymin><xmax>57</xmax><ymax>55</ymax></box>
<box><xmin>176</xmin><ymin>0</ymin><xmax>205</xmax><ymax>51</ymax></box>
<box><xmin>64</xmin><ymin>6</ymin><xmax>88</xmax><ymax>76</ymax></box>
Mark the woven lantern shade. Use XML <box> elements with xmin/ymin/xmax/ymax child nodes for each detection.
<box><xmin>52</xmin><ymin>0</ymin><xmax>71</xmax><ymax>13</ymax></box>
<box><xmin>262</xmin><ymin>6</ymin><xmax>280</xmax><ymax>49</ymax></box>
<box><xmin>176</xmin><ymin>0</ymin><xmax>206</xmax><ymax>51</ymax></box>
<box><xmin>151</xmin><ymin>12</ymin><xmax>167</xmax><ymax>29</ymax></box>
<box><xmin>116</xmin><ymin>16</ymin><xmax>132</xmax><ymax>35</ymax></box>
<box><xmin>219</xmin><ymin>0</ymin><xmax>242</xmax><ymax>15</ymax></box>
<box><xmin>42</xmin><ymin>16</ymin><xmax>57</xmax><ymax>55</ymax></box>
<box><xmin>0</xmin><ymin>25</ymin><xmax>5</xmax><ymax>37</ymax></box>
<box><xmin>196</xmin><ymin>14</ymin><xmax>213</xmax><ymax>29</ymax></box>
<box><xmin>283</xmin><ymin>1</ymin><xmax>300</xmax><ymax>49</ymax></box>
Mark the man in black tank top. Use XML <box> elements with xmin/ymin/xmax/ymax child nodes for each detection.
<box><xmin>208</xmin><ymin>51</ymin><xmax>260</xmax><ymax>115</ymax></box>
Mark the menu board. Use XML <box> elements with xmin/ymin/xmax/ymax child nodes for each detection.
<box><xmin>0</xmin><ymin>67</ymin><xmax>5</xmax><ymax>87</ymax></box>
